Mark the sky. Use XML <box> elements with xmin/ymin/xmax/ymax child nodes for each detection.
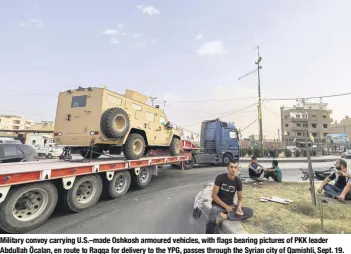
<box><xmin>1</xmin><ymin>0</ymin><xmax>351</xmax><ymax>139</ymax></box>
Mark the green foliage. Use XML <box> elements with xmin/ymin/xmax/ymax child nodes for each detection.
<box><xmin>284</xmin><ymin>149</ymin><xmax>292</xmax><ymax>158</ymax></box>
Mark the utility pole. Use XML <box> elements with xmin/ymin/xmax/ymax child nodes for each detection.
<box><xmin>278</xmin><ymin>129</ymin><xmax>280</xmax><ymax>142</ymax></box>
<box><xmin>255</xmin><ymin>46</ymin><xmax>263</xmax><ymax>150</ymax></box>
<box><xmin>149</xmin><ymin>96</ymin><xmax>157</xmax><ymax>107</ymax></box>
<box><xmin>238</xmin><ymin>46</ymin><xmax>263</xmax><ymax>150</ymax></box>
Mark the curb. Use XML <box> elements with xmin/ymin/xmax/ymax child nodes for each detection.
<box><xmin>239</xmin><ymin>157</ymin><xmax>339</xmax><ymax>163</ymax></box>
<box><xmin>192</xmin><ymin>183</ymin><xmax>248</xmax><ymax>234</ymax></box>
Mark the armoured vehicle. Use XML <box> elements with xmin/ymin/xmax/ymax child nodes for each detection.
<box><xmin>53</xmin><ymin>87</ymin><xmax>182</xmax><ymax>160</ymax></box>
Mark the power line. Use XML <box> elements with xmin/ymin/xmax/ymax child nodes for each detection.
<box><xmin>181</xmin><ymin>103</ymin><xmax>258</xmax><ymax>128</ymax></box>
<box><xmin>240</xmin><ymin>119</ymin><xmax>258</xmax><ymax>133</ymax></box>
<box><xmin>264</xmin><ymin>91</ymin><xmax>351</xmax><ymax>101</ymax></box>
<box><xmin>165</xmin><ymin>96</ymin><xmax>257</xmax><ymax>103</ymax></box>
<box><xmin>3</xmin><ymin>89</ymin><xmax>56</xmax><ymax>97</ymax></box>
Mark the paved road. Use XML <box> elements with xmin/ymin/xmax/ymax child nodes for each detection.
<box><xmin>29</xmin><ymin>159</ymin><xmax>346</xmax><ymax>234</ymax></box>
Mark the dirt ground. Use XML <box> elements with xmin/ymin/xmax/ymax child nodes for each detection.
<box><xmin>240</xmin><ymin>182</ymin><xmax>351</xmax><ymax>234</ymax></box>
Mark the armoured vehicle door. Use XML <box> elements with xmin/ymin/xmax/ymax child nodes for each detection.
<box><xmin>155</xmin><ymin>115</ymin><xmax>169</xmax><ymax>145</ymax></box>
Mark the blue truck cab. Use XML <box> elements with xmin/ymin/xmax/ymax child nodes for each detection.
<box><xmin>192</xmin><ymin>119</ymin><xmax>240</xmax><ymax>166</ymax></box>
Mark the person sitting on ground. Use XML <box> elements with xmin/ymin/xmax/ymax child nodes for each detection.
<box><xmin>206</xmin><ymin>159</ymin><xmax>243</xmax><ymax>234</ymax></box>
<box><xmin>248</xmin><ymin>156</ymin><xmax>265</xmax><ymax>181</ymax></box>
<box><xmin>263</xmin><ymin>160</ymin><xmax>282</xmax><ymax>183</ymax></box>
<box><xmin>317</xmin><ymin>159</ymin><xmax>351</xmax><ymax>201</ymax></box>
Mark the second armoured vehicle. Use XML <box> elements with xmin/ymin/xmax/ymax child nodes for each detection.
<box><xmin>53</xmin><ymin>86</ymin><xmax>182</xmax><ymax>160</ymax></box>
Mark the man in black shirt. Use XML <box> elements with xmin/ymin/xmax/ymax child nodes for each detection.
<box><xmin>317</xmin><ymin>159</ymin><xmax>351</xmax><ymax>201</ymax></box>
<box><xmin>206</xmin><ymin>159</ymin><xmax>244</xmax><ymax>234</ymax></box>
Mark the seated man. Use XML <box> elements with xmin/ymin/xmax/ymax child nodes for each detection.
<box><xmin>248</xmin><ymin>156</ymin><xmax>265</xmax><ymax>181</ymax></box>
<box><xmin>263</xmin><ymin>160</ymin><xmax>282</xmax><ymax>183</ymax></box>
<box><xmin>317</xmin><ymin>159</ymin><xmax>351</xmax><ymax>201</ymax></box>
<box><xmin>206</xmin><ymin>159</ymin><xmax>244</xmax><ymax>234</ymax></box>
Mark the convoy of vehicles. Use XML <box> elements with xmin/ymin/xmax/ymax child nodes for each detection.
<box><xmin>0</xmin><ymin>86</ymin><xmax>242</xmax><ymax>234</ymax></box>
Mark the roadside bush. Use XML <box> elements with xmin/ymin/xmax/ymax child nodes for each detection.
<box><xmin>253</xmin><ymin>147</ymin><xmax>263</xmax><ymax>157</ymax></box>
<box><xmin>248</xmin><ymin>149</ymin><xmax>252</xmax><ymax>157</ymax></box>
<box><xmin>240</xmin><ymin>148</ymin><xmax>247</xmax><ymax>157</ymax></box>
<box><xmin>311</xmin><ymin>149</ymin><xmax>317</xmax><ymax>156</ymax></box>
<box><xmin>284</xmin><ymin>149</ymin><xmax>292</xmax><ymax>158</ymax></box>
<box><xmin>295</xmin><ymin>149</ymin><xmax>301</xmax><ymax>157</ymax></box>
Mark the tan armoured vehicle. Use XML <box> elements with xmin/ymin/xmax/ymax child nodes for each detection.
<box><xmin>53</xmin><ymin>86</ymin><xmax>182</xmax><ymax>160</ymax></box>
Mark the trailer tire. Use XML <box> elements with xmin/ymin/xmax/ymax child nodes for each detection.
<box><xmin>132</xmin><ymin>167</ymin><xmax>152</xmax><ymax>189</ymax></box>
<box><xmin>63</xmin><ymin>175</ymin><xmax>103</xmax><ymax>213</ymax></box>
<box><xmin>169</xmin><ymin>137</ymin><xmax>180</xmax><ymax>156</ymax></box>
<box><xmin>183</xmin><ymin>156</ymin><xmax>195</xmax><ymax>170</ymax></box>
<box><xmin>123</xmin><ymin>133</ymin><xmax>145</xmax><ymax>160</ymax></box>
<box><xmin>0</xmin><ymin>182</ymin><xmax>58</xmax><ymax>234</ymax></box>
<box><xmin>222</xmin><ymin>153</ymin><xmax>233</xmax><ymax>166</ymax></box>
<box><xmin>107</xmin><ymin>171</ymin><xmax>131</xmax><ymax>199</ymax></box>
<box><xmin>101</xmin><ymin>108</ymin><xmax>130</xmax><ymax>138</ymax></box>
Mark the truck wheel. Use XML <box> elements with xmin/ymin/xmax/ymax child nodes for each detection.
<box><xmin>123</xmin><ymin>133</ymin><xmax>145</xmax><ymax>160</ymax></box>
<box><xmin>132</xmin><ymin>167</ymin><xmax>152</xmax><ymax>188</ymax></box>
<box><xmin>183</xmin><ymin>156</ymin><xmax>195</xmax><ymax>170</ymax></box>
<box><xmin>107</xmin><ymin>171</ymin><xmax>131</xmax><ymax>199</ymax></box>
<box><xmin>169</xmin><ymin>137</ymin><xmax>180</xmax><ymax>156</ymax></box>
<box><xmin>222</xmin><ymin>154</ymin><xmax>232</xmax><ymax>166</ymax></box>
<box><xmin>0</xmin><ymin>182</ymin><xmax>58</xmax><ymax>233</ymax></box>
<box><xmin>63</xmin><ymin>175</ymin><xmax>103</xmax><ymax>213</ymax></box>
<box><xmin>47</xmin><ymin>153</ymin><xmax>53</xmax><ymax>159</ymax></box>
<box><xmin>80</xmin><ymin>147</ymin><xmax>102</xmax><ymax>159</ymax></box>
<box><xmin>101</xmin><ymin>108</ymin><xmax>130</xmax><ymax>138</ymax></box>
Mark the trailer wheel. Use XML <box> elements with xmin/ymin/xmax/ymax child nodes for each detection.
<box><xmin>169</xmin><ymin>137</ymin><xmax>180</xmax><ymax>156</ymax></box>
<box><xmin>107</xmin><ymin>171</ymin><xmax>131</xmax><ymax>199</ymax></box>
<box><xmin>183</xmin><ymin>156</ymin><xmax>195</xmax><ymax>170</ymax></box>
<box><xmin>123</xmin><ymin>133</ymin><xmax>145</xmax><ymax>160</ymax></box>
<box><xmin>132</xmin><ymin>167</ymin><xmax>152</xmax><ymax>189</ymax></box>
<box><xmin>222</xmin><ymin>154</ymin><xmax>233</xmax><ymax>166</ymax></box>
<box><xmin>63</xmin><ymin>175</ymin><xmax>103</xmax><ymax>213</ymax></box>
<box><xmin>101</xmin><ymin>108</ymin><xmax>130</xmax><ymax>138</ymax></box>
<box><xmin>0</xmin><ymin>182</ymin><xmax>58</xmax><ymax>234</ymax></box>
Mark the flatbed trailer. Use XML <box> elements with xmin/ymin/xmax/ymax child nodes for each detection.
<box><xmin>0</xmin><ymin>140</ymin><xmax>195</xmax><ymax>234</ymax></box>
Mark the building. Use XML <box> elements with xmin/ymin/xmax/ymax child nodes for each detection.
<box><xmin>29</xmin><ymin>121</ymin><xmax>55</xmax><ymax>132</ymax></box>
<box><xmin>280</xmin><ymin>102</ymin><xmax>333</xmax><ymax>147</ymax></box>
<box><xmin>329</xmin><ymin>116</ymin><xmax>351</xmax><ymax>134</ymax></box>
<box><xmin>0</xmin><ymin>115</ymin><xmax>33</xmax><ymax>131</ymax></box>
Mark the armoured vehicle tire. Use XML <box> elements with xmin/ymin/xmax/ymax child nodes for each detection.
<box><xmin>0</xmin><ymin>182</ymin><xmax>58</xmax><ymax>234</ymax></box>
<box><xmin>101</xmin><ymin>108</ymin><xmax>130</xmax><ymax>138</ymax></box>
<box><xmin>62</xmin><ymin>175</ymin><xmax>103</xmax><ymax>213</ymax></box>
<box><xmin>107</xmin><ymin>171</ymin><xmax>131</xmax><ymax>199</ymax></box>
<box><xmin>169</xmin><ymin>137</ymin><xmax>180</xmax><ymax>156</ymax></box>
<box><xmin>123</xmin><ymin>133</ymin><xmax>146</xmax><ymax>160</ymax></box>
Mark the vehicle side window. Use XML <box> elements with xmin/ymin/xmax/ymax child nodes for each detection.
<box><xmin>17</xmin><ymin>147</ymin><xmax>24</xmax><ymax>155</ymax></box>
<box><xmin>71</xmin><ymin>95</ymin><xmax>87</xmax><ymax>108</ymax></box>
<box><xmin>19</xmin><ymin>145</ymin><xmax>37</xmax><ymax>155</ymax></box>
<box><xmin>160</xmin><ymin>117</ymin><xmax>166</xmax><ymax>125</ymax></box>
<box><xmin>132</xmin><ymin>103</ymin><xmax>142</xmax><ymax>111</ymax></box>
<box><xmin>229</xmin><ymin>131</ymin><xmax>237</xmax><ymax>139</ymax></box>
<box><xmin>146</xmin><ymin>112</ymin><xmax>155</xmax><ymax>122</ymax></box>
<box><xmin>4</xmin><ymin>145</ymin><xmax>18</xmax><ymax>157</ymax></box>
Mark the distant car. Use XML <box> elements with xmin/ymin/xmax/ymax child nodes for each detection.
<box><xmin>342</xmin><ymin>150</ymin><xmax>351</xmax><ymax>159</ymax></box>
<box><xmin>0</xmin><ymin>144</ymin><xmax>39</xmax><ymax>163</ymax></box>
